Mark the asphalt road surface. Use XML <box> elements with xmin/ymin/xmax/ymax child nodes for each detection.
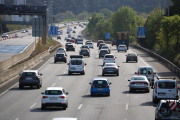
<box><xmin>0</xmin><ymin>25</ymin><xmax>179</xmax><ymax>120</ymax></box>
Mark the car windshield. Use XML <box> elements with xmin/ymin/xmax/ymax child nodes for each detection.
<box><xmin>93</xmin><ymin>80</ymin><xmax>107</xmax><ymax>87</ymax></box>
<box><xmin>71</xmin><ymin>60</ymin><xmax>82</xmax><ymax>65</ymax></box>
<box><xmin>56</xmin><ymin>54</ymin><xmax>64</xmax><ymax>57</ymax></box>
<box><xmin>22</xmin><ymin>72</ymin><xmax>36</xmax><ymax>76</ymax></box>
<box><xmin>128</xmin><ymin>53</ymin><xmax>136</xmax><ymax>56</ymax></box>
<box><xmin>105</xmin><ymin>64</ymin><xmax>116</xmax><ymax>66</ymax></box>
<box><xmin>45</xmin><ymin>90</ymin><xmax>62</xmax><ymax>95</ymax></box>
<box><xmin>139</xmin><ymin>68</ymin><xmax>147</xmax><ymax>74</ymax></box>
<box><xmin>158</xmin><ymin>82</ymin><xmax>175</xmax><ymax>89</ymax></box>
<box><xmin>105</xmin><ymin>55</ymin><xmax>114</xmax><ymax>58</ymax></box>
<box><xmin>132</xmin><ymin>77</ymin><xmax>145</xmax><ymax>80</ymax></box>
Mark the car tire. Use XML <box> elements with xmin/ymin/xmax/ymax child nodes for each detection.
<box><xmin>102</xmin><ymin>72</ymin><xmax>105</xmax><ymax>76</ymax></box>
<box><xmin>54</xmin><ymin>61</ymin><xmax>56</xmax><ymax>63</ymax></box>
<box><xmin>41</xmin><ymin>104</ymin><xmax>46</xmax><ymax>110</ymax></box>
<box><xmin>91</xmin><ymin>93</ymin><xmax>94</xmax><ymax>96</ymax></box>
<box><xmin>125</xmin><ymin>51</ymin><xmax>127</xmax><ymax>52</ymax></box>
<box><xmin>117</xmin><ymin>72</ymin><xmax>119</xmax><ymax>76</ymax></box>
<box><xmin>118</xmin><ymin>50</ymin><xmax>119</xmax><ymax>52</ymax></box>
<box><xmin>126</xmin><ymin>60</ymin><xmax>128</xmax><ymax>63</ymax></box>
<box><xmin>99</xmin><ymin>56</ymin><xmax>100</xmax><ymax>58</ymax></box>
<box><xmin>65</xmin><ymin>61</ymin><xmax>67</xmax><ymax>63</ymax></box>
<box><xmin>63</xmin><ymin>106</ymin><xmax>67</xmax><ymax>110</ymax></box>
<box><xmin>112</xmin><ymin>44</ymin><xmax>113</xmax><ymax>46</ymax></box>
<box><xmin>155</xmin><ymin>117</ymin><xmax>157</xmax><ymax>120</ymax></box>
<box><xmin>153</xmin><ymin>97</ymin><xmax>157</xmax><ymax>104</ymax></box>
<box><xmin>89</xmin><ymin>55</ymin><xmax>90</xmax><ymax>57</ymax></box>
<box><xmin>146</xmin><ymin>89</ymin><xmax>150</xmax><ymax>93</ymax></box>
<box><xmin>19</xmin><ymin>85</ymin><xmax>23</xmax><ymax>89</ymax></box>
<box><xmin>68</xmin><ymin>71</ymin><xmax>71</xmax><ymax>75</ymax></box>
<box><xmin>107</xmin><ymin>93</ymin><xmax>110</xmax><ymax>96</ymax></box>
<box><xmin>136</xmin><ymin>60</ymin><xmax>138</xmax><ymax>63</ymax></box>
<box><xmin>130</xmin><ymin>88</ymin><xmax>133</xmax><ymax>92</ymax></box>
<box><xmin>103</xmin><ymin>63</ymin><xmax>105</xmax><ymax>66</ymax></box>
<box><xmin>37</xmin><ymin>84</ymin><xmax>40</xmax><ymax>89</ymax></box>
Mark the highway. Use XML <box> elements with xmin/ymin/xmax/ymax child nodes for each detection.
<box><xmin>0</xmin><ymin>22</ymin><xmax>77</xmax><ymax>62</ymax></box>
<box><xmin>0</xmin><ymin>24</ymin><xmax>179</xmax><ymax>120</ymax></box>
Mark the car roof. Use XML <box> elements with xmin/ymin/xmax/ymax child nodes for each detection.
<box><xmin>157</xmin><ymin>79</ymin><xmax>176</xmax><ymax>82</ymax></box>
<box><xmin>93</xmin><ymin>78</ymin><xmax>108</xmax><ymax>81</ymax></box>
<box><xmin>56</xmin><ymin>53</ymin><xmax>65</xmax><ymax>55</ymax></box>
<box><xmin>22</xmin><ymin>70</ymin><xmax>38</xmax><ymax>73</ymax></box>
<box><xmin>138</xmin><ymin>66</ymin><xmax>153</xmax><ymax>69</ymax></box>
<box><xmin>46</xmin><ymin>87</ymin><xmax>63</xmax><ymax>91</ymax></box>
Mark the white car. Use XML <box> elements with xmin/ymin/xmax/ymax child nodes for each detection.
<box><xmin>21</xmin><ymin>30</ymin><xmax>26</xmax><ymax>33</ymax></box>
<box><xmin>67</xmin><ymin>55</ymin><xmax>87</xmax><ymax>75</ymax></box>
<box><xmin>87</xmin><ymin>42</ymin><xmax>94</xmax><ymax>49</ymax></box>
<box><xmin>56</xmin><ymin>47</ymin><xmax>66</xmax><ymax>56</ymax></box>
<box><xmin>41</xmin><ymin>87</ymin><xmax>69</xmax><ymax>110</ymax></box>
<box><xmin>2</xmin><ymin>33</ymin><xmax>8</xmax><ymax>38</ymax></box>
<box><xmin>103</xmin><ymin>54</ymin><xmax>116</xmax><ymax>66</ymax></box>
<box><xmin>152</xmin><ymin>77</ymin><xmax>179</xmax><ymax>103</ymax></box>
<box><xmin>118</xmin><ymin>45</ymin><xmax>127</xmax><ymax>52</ymax></box>
<box><xmin>128</xmin><ymin>76</ymin><xmax>150</xmax><ymax>92</ymax></box>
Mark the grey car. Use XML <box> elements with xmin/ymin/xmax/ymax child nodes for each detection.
<box><xmin>79</xmin><ymin>49</ymin><xmax>90</xmax><ymax>57</ymax></box>
<box><xmin>99</xmin><ymin>43</ymin><xmax>106</xmax><ymax>50</ymax></box>
<box><xmin>126</xmin><ymin>53</ymin><xmax>138</xmax><ymax>62</ymax></box>
<box><xmin>102</xmin><ymin>63</ymin><xmax>119</xmax><ymax>76</ymax></box>
<box><xmin>101</xmin><ymin>45</ymin><xmax>111</xmax><ymax>53</ymax></box>
<box><xmin>155</xmin><ymin>100</ymin><xmax>180</xmax><ymax>120</ymax></box>
<box><xmin>128</xmin><ymin>76</ymin><xmax>150</xmax><ymax>92</ymax></box>
<box><xmin>19</xmin><ymin>70</ymin><xmax>43</xmax><ymax>89</ymax></box>
<box><xmin>57</xmin><ymin>36</ymin><xmax>61</xmax><ymax>39</ymax></box>
<box><xmin>99</xmin><ymin>49</ymin><xmax>109</xmax><ymax>58</ymax></box>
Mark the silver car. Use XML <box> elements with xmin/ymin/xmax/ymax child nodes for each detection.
<box><xmin>102</xmin><ymin>63</ymin><xmax>119</xmax><ymax>76</ymax></box>
<box><xmin>155</xmin><ymin>100</ymin><xmax>180</xmax><ymax>120</ymax></box>
<box><xmin>118</xmin><ymin>45</ymin><xmax>127</xmax><ymax>52</ymax></box>
<box><xmin>128</xmin><ymin>76</ymin><xmax>150</xmax><ymax>92</ymax></box>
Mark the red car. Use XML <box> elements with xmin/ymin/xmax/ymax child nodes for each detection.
<box><xmin>112</xmin><ymin>39</ymin><xmax>116</xmax><ymax>46</ymax></box>
<box><xmin>70</xmin><ymin>39</ymin><xmax>75</xmax><ymax>43</ymax></box>
<box><xmin>97</xmin><ymin>40</ymin><xmax>104</xmax><ymax>47</ymax></box>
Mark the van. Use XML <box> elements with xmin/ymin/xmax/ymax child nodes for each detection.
<box><xmin>77</xmin><ymin>39</ymin><xmax>83</xmax><ymax>45</ymax></box>
<box><xmin>152</xmin><ymin>77</ymin><xmax>179</xmax><ymax>103</ymax></box>
<box><xmin>67</xmin><ymin>55</ymin><xmax>87</xmax><ymax>75</ymax></box>
<box><xmin>135</xmin><ymin>66</ymin><xmax>156</xmax><ymax>87</ymax></box>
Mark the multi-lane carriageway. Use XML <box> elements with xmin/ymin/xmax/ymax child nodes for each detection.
<box><xmin>0</xmin><ymin>25</ymin><xmax>179</xmax><ymax>120</ymax></box>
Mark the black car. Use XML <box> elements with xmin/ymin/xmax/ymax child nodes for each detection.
<box><xmin>99</xmin><ymin>43</ymin><xmax>106</xmax><ymax>50</ymax></box>
<box><xmin>19</xmin><ymin>70</ymin><xmax>43</xmax><ymax>89</ymax></box>
<box><xmin>79</xmin><ymin>49</ymin><xmax>90</xmax><ymax>57</ymax></box>
<box><xmin>73</xmin><ymin>30</ymin><xmax>76</xmax><ymax>33</ymax></box>
<box><xmin>74</xmin><ymin>26</ymin><xmax>76</xmax><ymax>29</ymax></box>
<box><xmin>126</xmin><ymin>53</ymin><xmax>138</xmax><ymax>62</ymax></box>
<box><xmin>66</xmin><ymin>44</ymin><xmax>75</xmax><ymax>51</ymax></box>
<box><xmin>57</xmin><ymin>36</ymin><xmax>61</xmax><ymax>39</ymax></box>
<box><xmin>102</xmin><ymin>63</ymin><xmax>119</xmax><ymax>76</ymax></box>
<box><xmin>99</xmin><ymin>49</ymin><xmax>109</xmax><ymax>58</ymax></box>
<box><xmin>54</xmin><ymin>53</ymin><xmax>67</xmax><ymax>63</ymax></box>
<box><xmin>79</xmin><ymin>24</ymin><xmax>81</xmax><ymax>26</ymax></box>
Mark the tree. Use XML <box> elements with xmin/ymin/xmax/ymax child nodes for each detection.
<box><xmin>100</xmin><ymin>8</ymin><xmax>113</xmax><ymax>19</ymax></box>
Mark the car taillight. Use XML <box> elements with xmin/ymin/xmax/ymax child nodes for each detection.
<box><xmin>112</xmin><ymin>58</ymin><xmax>115</xmax><ymax>60</ymax></box>
<box><xmin>155</xmin><ymin>86</ymin><xmax>157</xmax><ymax>93</ymax></box>
<box><xmin>43</xmin><ymin>96</ymin><xmax>48</xmax><ymax>99</ymax></box>
<box><xmin>91</xmin><ymin>85</ymin><xmax>95</xmax><ymax>87</ymax></box>
<box><xmin>135</xmin><ymin>56</ymin><xmax>137</xmax><ymax>58</ymax></box>
<box><xmin>106</xmin><ymin>85</ymin><xmax>110</xmax><ymax>87</ymax></box>
<box><xmin>80</xmin><ymin>52</ymin><xmax>82</xmax><ymax>53</ymax></box>
<box><xmin>143</xmin><ymin>82</ymin><xmax>148</xmax><ymax>85</ymax></box>
<box><xmin>83</xmin><ymin>63</ymin><xmax>84</xmax><ymax>68</ymax></box>
<box><xmin>104</xmin><ymin>58</ymin><xmax>107</xmax><ymax>60</ymax></box>
<box><xmin>128</xmin><ymin>56</ymin><xmax>130</xmax><ymax>58</ymax></box>
<box><xmin>131</xmin><ymin>82</ymin><xmax>135</xmax><ymax>84</ymax></box>
<box><xmin>20</xmin><ymin>76</ymin><xmax>24</xmax><ymax>78</ymax></box>
<box><xmin>176</xmin><ymin>87</ymin><xmax>178</xmax><ymax>93</ymax></box>
<box><xmin>153</xmin><ymin>72</ymin><xmax>154</xmax><ymax>78</ymax></box>
<box><xmin>55</xmin><ymin>57</ymin><xmax>57</xmax><ymax>59</ymax></box>
<box><xmin>152</xmin><ymin>79</ymin><xmax>154</xmax><ymax>82</ymax></box>
<box><xmin>158</xmin><ymin>109</ymin><xmax>165</xmax><ymax>112</ymax></box>
<box><xmin>138</xmin><ymin>72</ymin><xmax>139</xmax><ymax>75</ymax></box>
<box><xmin>87</xmin><ymin>52</ymin><xmax>89</xmax><ymax>53</ymax></box>
<box><xmin>64</xmin><ymin>57</ymin><xmax>66</xmax><ymax>59</ymax></box>
<box><xmin>60</xmin><ymin>96</ymin><xmax>65</xmax><ymax>99</ymax></box>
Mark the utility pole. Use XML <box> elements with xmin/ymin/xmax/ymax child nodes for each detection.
<box><xmin>168</xmin><ymin>0</ymin><xmax>169</xmax><ymax>17</ymax></box>
<box><xmin>84</xmin><ymin>0</ymin><xmax>85</xmax><ymax>21</ymax></box>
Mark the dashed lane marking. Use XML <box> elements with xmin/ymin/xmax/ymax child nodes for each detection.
<box><xmin>78</xmin><ymin>104</ymin><xmax>83</xmax><ymax>109</ymax></box>
<box><xmin>30</xmin><ymin>103</ymin><xmax>37</xmax><ymax>109</ymax></box>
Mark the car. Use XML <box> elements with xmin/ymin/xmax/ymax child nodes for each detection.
<box><xmin>21</xmin><ymin>30</ymin><xmax>25</xmax><ymax>33</ymax></box>
<box><xmin>79</xmin><ymin>24</ymin><xmax>81</xmax><ymax>26</ymax></box>
<box><xmin>89</xmin><ymin>78</ymin><xmax>111</xmax><ymax>96</ymax></box>
<box><xmin>99</xmin><ymin>49</ymin><xmax>109</xmax><ymax>58</ymax></box>
<box><xmin>15</xmin><ymin>34</ymin><xmax>18</xmax><ymax>38</ymax></box>
<box><xmin>67</xmin><ymin>31</ymin><xmax>70</xmax><ymax>34</ymax></box>
<box><xmin>102</xmin><ymin>63</ymin><xmax>119</xmax><ymax>76</ymax></box>
<box><xmin>103</xmin><ymin>54</ymin><xmax>116</xmax><ymax>66</ymax></box>
<box><xmin>128</xmin><ymin>76</ymin><xmax>150</xmax><ymax>92</ymax></box>
<box><xmin>80</xmin><ymin>45</ymin><xmax>89</xmax><ymax>50</ymax></box>
<box><xmin>81</xmin><ymin>25</ymin><xmax>84</xmax><ymax>28</ymax></box>
<box><xmin>71</xmin><ymin>37</ymin><xmax>75</xmax><ymax>39</ymax></box>
<box><xmin>54</xmin><ymin>53</ymin><xmax>67</xmax><ymax>63</ymax></box>
<box><xmin>71</xmin><ymin>22</ymin><xmax>74</xmax><ymax>24</ymax></box>
<box><xmin>152</xmin><ymin>77</ymin><xmax>179</xmax><ymax>103</ymax></box>
<box><xmin>41</xmin><ymin>87</ymin><xmax>69</xmax><ymax>110</ymax></box>
<box><xmin>155</xmin><ymin>99</ymin><xmax>180</xmax><ymax>120</ymax></box>
<box><xmin>70</xmin><ymin>39</ymin><xmax>75</xmax><ymax>43</ymax></box>
<box><xmin>58</xmin><ymin>31</ymin><xmax>61</xmax><ymax>35</ymax></box>
<box><xmin>99</xmin><ymin>43</ymin><xmax>106</xmax><ymax>50</ymax></box>
<box><xmin>97</xmin><ymin>40</ymin><xmax>104</xmax><ymax>47</ymax></box>
<box><xmin>60</xmin><ymin>30</ymin><xmax>63</xmax><ymax>32</ymax></box>
<box><xmin>25</xmin><ymin>30</ymin><xmax>29</xmax><ymax>32</ymax></box>
<box><xmin>73</xmin><ymin>30</ymin><xmax>76</xmax><ymax>33</ymax></box>
<box><xmin>83</xmin><ymin>23</ymin><xmax>86</xmax><ymax>25</ymax></box>
<box><xmin>74</xmin><ymin>26</ymin><xmax>76</xmax><ymax>29</ymax></box>
<box><xmin>86</xmin><ymin>42</ymin><xmax>94</xmax><ymax>49</ymax></box>
<box><xmin>68</xmin><ymin>34</ymin><xmax>71</xmax><ymax>38</ymax></box>
<box><xmin>66</xmin><ymin>44</ymin><xmax>75</xmax><ymax>51</ymax></box>
<box><xmin>19</xmin><ymin>70</ymin><xmax>43</xmax><ymax>89</ymax></box>
<box><xmin>112</xmin><ymin>39</ymin><xmax>116</xmax><ymax>46</ymax></box>
<box><xmin>57</xmin><ymin>36</ymin><xmax>61</xmax><ymax>39</ymax></box>
<box><xmin>66</xmin><ymin>38</ymin><xmax>71</xmax><ymax>42</ymax></box>
<box><xmin>126</xmin><ymin>53</ymin><xmax>138</xmax><ymax>62</ymax></box>
<box><xmin>77</xmin><ymin>34</ymin><xmax>83</xmax><ymax>39</ymax></box>
<box><xmin>64</xmin><ymin>37</ymin><xmax>68</xmax><ymax>40</ymax></box>
<box><xmin>135</xmin><ymin>66</ymin><xmax>156</xmax><ymax>87</ymax></box>
<box><xmin>67</xmin><ymin>55</ymin><xmax>87</xmax><ymax>75</ymax></box>
<box><xmin>77</xmin><ymin>39</ymin><xmax>83</xmax><ymax>44</ymax></box>
<box><xmin>101</xmin><ymin>45</ymin><xmax>111</xmax><ymax>53</ymax></box>
<box><xmin>56</xmin><ymin>47</ymin><xmax>66</xmax><ymax>55</ymax></box>
<box><xmin>78</xmin><ymin>22</ymin><xmax>79</xmax><ymax>24</ymax></box>
<box><xmin>79</xmin><ymin>49</ymin><xmax>90</xmax><ymax>57</ymax></box>
<box><xmin>118</xmin><ymin>45</ymin><xmax>127</xmax><ymax>52</ymax></box>
<box><xmin>85</xmin><ymin>41</ymin><xmax>92</xmax><ymax>45</ymax></box>
<box><xmin>2</xmin><ymin>33</ymin><xmax>8</xmax><ymax>38</ymax></box>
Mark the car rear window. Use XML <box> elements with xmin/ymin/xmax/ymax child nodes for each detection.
<box><xmin>81</xmin><ymin>50</ymin><xmax>88</xmax><ymax>52</ymax></box>
<box><xmin>57</xmin><ymin>48</ymin><xmax>63</xmax><ymax>50</ymax></box>
<box><xmin>100</xmin><ymin>50</ymin><xmax>108</xmax><ymax>53</ymax></box>
<box><xmin>119</xmin><ymin>46</ymin><xmax>125</xmax><ymax>48</ymax></box>
<box><xmin>22</xmin><ymin>72</ymin><xmax>36</xmax><ymax>76</ymax></box>
<box><xmin>71</xmin><ymin>60</ymin><xmax>82</xmax><ymax>65</ymax></box>
<box><xmin>105</xmin><ymin>64</ymin><xmax>116</xmax><ymax>66</ymax></box>
<box><xmin>105</xmin><ymin>55</ymin><xmax>114</xmax><ymax>58</ymax></box>
<box><xmin>45</xmin><ymin>90</ymin><xmax>62</xmax><ymax>95</ymax></box>
<box><xmin>128</xmin><ymin>53</ymin><xmax>136</xmax><ymax>56</ymax></box>
<box><xmin>56</xmin><ymin>54</ymin><xmax>64</xmax><ymax>57</ymax></box>
<box><xmin>139</xmin><ymin>68</ymin><xmax>152</xmax><ymax>75</ymax></box>
<box><xmin>132</xmin><ymin>77</ymin><xmax>145</xmax><ymax>80</ymax></box>
<box><xmin>68</xmin><ymin>45</ymin><xmax>73</xmax><ymax>47</ymax></box>
<box><xmin>87</xmin><ymin>43</ymin><xmax>92</xmax><ymax>44</ymax></box>
<box><xmin>158</xmin><ymin>82</ymin><xmax>175</xmax><ymax>89</ymax></box>
<box><xmin>82</xmin><ymin>46</ymin><xmax>88</xmax><ymax>48</ymax></box>
<box><xmin>93</xmin><ymin>80</ymin><xmax>107</xmax><ymax>87</ymax></box>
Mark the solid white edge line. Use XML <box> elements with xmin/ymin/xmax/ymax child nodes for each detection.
<box><xmin>78</xmin><ymin>104</ymin><xmax>83</xmax><ymax>109</ymax></box>
<box><xmin>15</xmin><ymin>118</ymin><xmax>19</xmax><ymax>120</ymax></box>
<box><xmin>64</xmin><ymin>71</ymin><xmax>66</xmax><ymax>74</ymax></box>
<box><xmin>126</xmin><ymin>103</ymin><xmax>128</xmax><ymax>110</ymax></box>
<box><xmin>29</xmin><ymin>103</ymin><xmax>37</xmax><ymax>109</ymax></box>
<box><xmin>127</xmin><ymin>93</ymin><xmax>129</xmax><ymax>97</ymax></box>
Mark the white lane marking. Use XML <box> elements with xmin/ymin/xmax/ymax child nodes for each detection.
<box><xmin>30</xmin><ymin>103</ymin><xmax>37</xmax><ymax>109</ymax></box>
<box><xmin>126</xmin><ymin>103</ymin><xmax>128</xmax><ymax>110</ymax></box>
<box><xmin>64</xmin><ymin>71</ymin><xmax>66</xmax><ymax>74</ymax></box>
<box><xmin>52</xmin><ymin>83</ymin><xmax>56</xmax><ymax>87</ymax></box>
<box><xmin>59</xmin><ymin>77</ymin><xmax>62</xmax><ymax>79</ymax></box>
<box><xmin>78</xmin><ymin>104</ymin><xmax>83</xmax><ymax>109</ymax></box>
<box><xmin>15</xmin><ymin>118</ymin><xmax>19</xmax><ymax>120</ymax></box>
<box><xmin>124</xmin><ymin>72</ymin><xmax>125</xmax><ymax>74</ymax></box>
<box><xmin>127</xmin><ymin>93</ymin><xmax>129</xmax><ymax>97</ymax></box>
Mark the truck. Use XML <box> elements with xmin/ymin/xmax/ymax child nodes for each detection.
<box><xmin>116</xmin><ymin>31</ymin><xmax>129</xmax><ymax>50</ymax></box>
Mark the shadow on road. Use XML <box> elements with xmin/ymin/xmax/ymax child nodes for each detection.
<box><xmin>30</xmin><ymin>107</ymin><xmax>64</xmax><ymax>112</ymax></box>
<box><xmin>82</xmin><ymin>95</ymin><xmax>109</xmax><ymax>98</ymax></box>
<box><xmin>140</xmin><ymin>101</ymin><xmax>156</xmax><ymax>107</ymax></box>
<box><xmin>122</xmin><ymin>90</ymin><xmax>148</xmax><ymax>94</ymax></box>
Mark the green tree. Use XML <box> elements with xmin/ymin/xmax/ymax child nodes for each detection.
<box><xmin>100</xmin><ymin>8</ymin><xmax>113</xmax><ymax>19</ymax></box>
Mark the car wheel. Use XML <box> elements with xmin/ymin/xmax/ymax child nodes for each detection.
<box><xmin>126</xmin><ymin>60</ymin><xmax>128</xmax><ymax>63</ymax></box>
<box><xmin>37</xmin><ymin>84</ymin><xmax>40</xmax><ymax>89</ymax></box>
<box><xmin>103</xmin><ymin>63</ymin><xmax>105</xmax><ymax>66</ymax></box>
<box><xmin>153</xmin><ymin>97</ymin><xmax>157</xmax><ymax>104</ymax></box>
<box><xmin>99</xmin><ymin>56</ymin><xmax>100</xmax><ymax>58</ymax></box>
<box><xmin>63</xmin><ymin>106</ymin><xmax>67</xmax><ymax>110</ymax></box>
<box><xmin>89</xmin><ymin>55</ymin><xmax>90</xmax><ymax>57</ymax></box>
<box><xmin>65</xmin><ymin>61</ymin><xmax>67</xmax><ymax>63</ymax></box>
<box><xmin>130</xmin><ymin>88</ymin><xmax>133</xmax><ymax>92</ymax></box>
<box><xmin>41</xmin><ymin>104</ymin><xmax>46</xmax><ymax>110</ymax></box>
<box><xmin>136</xmin><ymin>60</ymin><xmax>138</xmax><ymax>63</ymax></box>
<box><xmin>68</xmin><ymin>71</ymin><xmax>71</xmax><ymax>75</ymax></box>
<box><xmin>112</xmin><ymin>44</ymin><xmax>113</xmax><ymax>46</ymax></box>
<box><xmin>54</xmin><ymin>61</ymin><xmax>56</xmax><ymax>63</ymax></box>
<box><xmin>118</xmin><ymin>50</ymin><xmax>119</xmax><ymax>52</ymax></box>
<box><xmin>155</xmin><ymin>117</ymin><xmax>157</xmax><ymax>120</ymax></box>
<box><xmin>146</xmin><ymin>89</ymin><xmax>150</xmax><ymax>93</ymax></box>
<box><xmin>102</xmin><ymin>72</ymin><xmax>105</xmax><ymax>76</ymax></box>
<box><xmin>117</xmin><ymin>72</ymin><xmax>119</xmax><ymax>76</ymax></box>
<box><xmin>19</xmin><ymin>85</ymin><xmax>23</xmax><ymax>89</ymax></box>
<box><xmin>107</xmin><ymin>93</ymin><xmax>110</xmax><ymax>96</ymax></box>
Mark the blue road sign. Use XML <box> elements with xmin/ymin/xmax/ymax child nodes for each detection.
<box><xmin>138</xmin><ymin>27</ymin><xmax>146</xmax><ymax>38</ymax></box>
<box><xmin>50</xmin><ymin>26</ymin><xmax>58</xmax><ymax>36</ymax></box>
<box><xmin>105</xmin><ymin>33</ymin><xmax>110</xmax><ymax>39</ymax></box>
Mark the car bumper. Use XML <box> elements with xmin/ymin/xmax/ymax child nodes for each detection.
<box><xmin>80</xmin><ymin>53</ymin><xmax>89</xmax><ymax>56</ymax></box>
<box><xmin>42</xmin><ymin>103</ymin><xmax>67</xmax><ymax>107</ymax></box>
<box><xmin>130</xmin><ymin>86</ymin><xmax>149</xmax><ymax>90</ymax></box>
<box><xmin>91</xmin><ymin>89</ymin><xmax>110</xmax><ymax>94</ymax></box>
<box><xmin>127</xmin><ymin>58</ymin><xmax>137</xmax><ymax>61</ymax></box>
<box><xmin>103</xmin><ymin>70</ymin><xmax>118</xmax><ymax>74</ymax></box>
<box><xmin>66</xmin><ymin>48</ymin><xmax>75</xmax><ymax>51</ymax></box>
<box><xmin>118</xmin><ymin>49</ymin><xmax>126</xmax><ymax>51</ymax></box>
<box><xmin>55</xmin><ymin>59</ymin><xmax>66</xmax><ymax>62</ymax></box>
<box><xmin>19</xmin><ymin>82</ymin><xmax>39</xmax><ymax>86</ymax></box>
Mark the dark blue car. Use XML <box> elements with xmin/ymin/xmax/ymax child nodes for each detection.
<box><xmin>89</xmin><ymin>78</ymin><xmax>111</xmax><ymax>96</ymax></box>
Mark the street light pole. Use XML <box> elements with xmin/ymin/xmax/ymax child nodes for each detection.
<box><xmin>84</xmin><ymin>0</ymin><xmax>85</xmax><ymax>21</ymax></box>
<box><xmin>168</xmin><ymin>0</ymin><xmax>169</xmax><ymax>17</ymax></box>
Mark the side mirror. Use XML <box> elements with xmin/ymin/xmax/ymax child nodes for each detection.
<box><xmin>19</xmin><ymin>74</ymin><xmax>21</xmax><ymax>76</ymax></box>
<box><xmin>109</xmin><ymin>82</ymin><xmax>112</xmax><ymax>85</ymax></box>
<box><xmin>67</xmin><ymin>63</ymin><xmax>69</xmax><ymax>65</ymax></box>
<box><xmin>89</xmin><ymin>82</ymin><xmax>92</xmax><ymax>84</ymax></box>
<box><xmin>66</xmin><ymin>92</ymin><xmax>69</xmax><ymax>95</ymax></box>
<box><xmin>135</xmin><ymin>72</ymin><xmax>137</xmax><ymax>74</ymax></box>
<box><xmin>41</xmin><ymin>92</ymin><xmax>44</xmax><ymax>95</ymax></box>
<box><xmin>128</xmin><ymin>80</ymin><xmax>130</xmax><ymax>81</ymax></box>
<box><xmin>40</xmin><ymin>73</ymin><xmax>43</xmax><ymax>76</ymax></box>
<box><xmin>85</xmin><ymin>63</ymin><xmax>87</xmax><ymax>65</ymax></box>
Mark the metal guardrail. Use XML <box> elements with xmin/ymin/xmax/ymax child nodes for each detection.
<box><xmin>130</xmin><ymin>44</ymin><xmax>180</xmax><ymax>76</ymax></box>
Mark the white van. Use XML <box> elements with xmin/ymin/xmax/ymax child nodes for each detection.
<box><xmin>77</xmin><ymin>34</ymin><xmax>83</xmax><ymax>38</ymax></box>
<box><xmin>67</xmin><ymin>55</ymin><xmax>87</xmax><ymax>75</ymax></box>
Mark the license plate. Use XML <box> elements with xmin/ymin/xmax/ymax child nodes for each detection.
<box><xmin>136</xmin><ymin>83</ymin><xmax>142</xmax><ymax>85</ymax></box>
<box><xmin>58</xmin><ymin>57</ymin><xmax>62</xmax><ymax>59</ymax></box>
<box><xmin>158</xmin><ymin>94</ymin><xmax>165</xmax><ymax>96</ymax></box>
<box><xmin>130</xmin><ymin>59</ymin><xmax>134</xmax><ymax>60</ymax></box>
<box><xmin>97</xmin><ymin>89</ymin><xmax>104</xmax><ymax>90</ymax></box>
<box><xmin>71</xmin><ymin>68</ymin><xmax>76</xmax><ymax>70</ymax></box>
<box><xmin>83</xmin><ymin>52</ymin><xmax>86</xmax><ymax>53</ymax></box>
<box><xmin>108</xmin><ymin>71</ymin><xmax>113</xmax><ymax>72</ymax></box>
<box><xmin>50</xmin><ymin>98</ymin><xmax>57</xmax><ymax>100</ymax></box>
<box><xmin>26</xmin><ymin>78</ymin><xmax>32</xmax><ymax>80</ymax></box>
